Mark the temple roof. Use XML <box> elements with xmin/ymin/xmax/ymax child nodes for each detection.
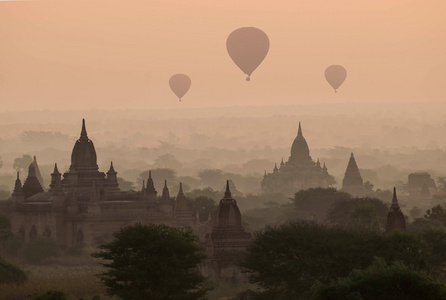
<box><xmin>174</xmin><ymin>183</ymin><xmax>189</xmax><ymax>212</ymax></box>
<box><xmin>70</xmin><ymin>119</ymin><xmax>98</xmax><ymax>172</ymax></box>
<box><xmin>342</xmin><ymin>153</ymin><xmax>364</xmax><ymax>188</ymax></box>
<box><xmin>214</xmin><ymin>180</ymin><xmax>242</xmax><ymax>229</ymax></box>
<box><xmin>289</xmin><ymin>122</ymin><xmax>311</xmax><ymax>163</ymax></box>
<box><xmin>22</xmin><ymin>163</ymin><xmax>44</xmax><ymax>199</ymax></box>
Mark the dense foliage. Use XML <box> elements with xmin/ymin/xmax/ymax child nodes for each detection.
<box><xmin>92</xmin><ymin>223</ymin><xmax>209</xmax><ymax>300</ymax></box>
<box><xmin>30</xmin><ymin>290</ymin><xmax>68</xmax><ymax>300</ymax></box>
<box><xmin>292</xmin><ymin>188</ymin><xmax>352</xmax><ymax>221</ymax></box>
<box><xmin>0</xmin><ymin>255</ymin><xmax>27</xmax><ymax>285</ymax></box>
<box><xmin>326</xmin><ymin>197</ymin><xmax>389</xmax><ymax>229</ymax></box>
<box><xmin>242</xmin><ymin>221</ymin><xmax>446</xmax><ymax>299</ymax></box>
<box><xmin>314</xmin><ymin>258</ymin><xmax>446</xmax><ymax>300</ymax></box>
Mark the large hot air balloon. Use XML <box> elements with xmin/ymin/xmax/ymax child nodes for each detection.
<box><xmin>226</xmin><ymin>27</ymin><xmax>270</xmax><ymax>81</ymax></box>
<box><xmin>325</xmin><ymin>65</ymin><xmax>347</xmax><ymax>93</ymax></box>
<box><xmin>169</xmin><ymin>74</ymin><xmax>191</xmax><ymax>101</ymax></box>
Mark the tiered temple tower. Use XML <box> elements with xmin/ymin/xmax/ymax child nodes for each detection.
<box><xmin>205</xmin><ymin>180</ymin><xmax>251</xmax><ymax>278</ymax></box>
<box><xmin>385</xmin><ymin>187</ymin><xmax>406</xmax><ymax>233</ymax></box>
<box><xmin>341</xmin><ymin>153</ymin><xmax>366</xmax><ymax>197</ymax></box>
<box><xmin>261</xmin><ymin>122</ymin><xmax>335</xmax><ymax>195</ymax></box>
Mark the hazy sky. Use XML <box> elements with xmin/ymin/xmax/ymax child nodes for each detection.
<box><xmin>1</xmin><ymin>0</ymin><xmax>445</xmax><ymax>111</ymax></box>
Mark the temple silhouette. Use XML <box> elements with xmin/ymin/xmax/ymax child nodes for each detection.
<box><xmin>10</xmin><ymin>119</ymin><xmax>250</xmax><ymax>278</ymax></box>
<box><xmin>341</xmin><ymin>152</ymin><xmax>366</xmax><ymax>197</ymax></box>
<box><xmin>261</xmin><ymin>122</ymin><xmax>335</xmax><ymax>195</ymax></box>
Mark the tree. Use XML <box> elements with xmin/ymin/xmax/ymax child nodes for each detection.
<box><xmin>292</xmin><ymin>188</ymin><xmax>351</xmax><ymax>221</ymax></box>
<box><xmin>242</xmin><ymin>222</ymin><xmax>435</xmax><ymax>299</ymax></box>
<box><xmin>31</xmin><ymin>290</ymin><xmax>68</xmax><ymax>300</ymax></box>
<box><xmin>189</xmin><ymin>196</ymin><xmax>217</xmax><ymax>222</ymax></box>
<box><xmin>13</xmin><ymin>154</ymin><xmax>32</xmax><ymax>172</ymax></box>
<box><xmin>117</xmin><ymin>177</ymin><xmax>134</xmax><ymax>191</ymax></box>
<box><xmin>153</xmin><ymin>153</ymin><xmax>183</xmax><ymax>170</ymax></box>
<box><xmin>314</xmin><ymin>257</ymin><xmax>446</xmax><ymax>300</ymax></box>
<box><xmin>0</xmin><ymin>255</ymin><xmax>27</xmax><ymax>284</ymax></box>
<box><xmin>198</xmin><ymin>169</ymin><xmax>225</xmax><ymax>190</ymax></box>
<box><xmin>326</xmin><ymin>197</ymin><xmax>389</xmax><ymax>230</ymax></box>
<box><xmin>92</xmin><ymin>223</ymin><xmax>209</xmax><ymax>300</ymax></box>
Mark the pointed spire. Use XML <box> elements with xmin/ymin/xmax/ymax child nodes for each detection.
<box><xmin>109</xmin><ymin>161</ymin><xmax>115</xmax><ymax>172</ymax></box>
<box><xmin>33</xmin><ymin>155</ymin><xmax>36</xmax><ymax>163</ymax></box>
<box><xmin>53</xmin><ymin>163</ymin><xmax>59</xmax><ymax>173</ymax></box>
<box><xmin>224</xmin><ymin>180</ymin><xmax>232</xmax><ymax>198</ymax></box>
<box><xmin>297</xmin><ymin>122</ymin><xmax>302</xmax><ymax>137</ymax></box>
<box><xmin>149</xmin><ymin>170</ymin><xmax>152</xmax><ymax>179</ymax></box>
<box><xmin>273</xmin><ymin>163</ymin><xmax>278</xmax><ymax>173</ymax></box>
<box><xmin>280</xmin><ymin>158</ymin><xmax>285</xmax><ymax>168</ymax></box>
<box><xmin>162</xmin><ymin>179</ymin><xmax>170</xmax><ymax>200</ymax></box>
<box><xmin>12</xmin><ymin>171</ymin><xmax>24</xmax><ymax>198</ymax></box>
<box><xmin>178</xmin><ymin>182</ymin><xmax>184</xmax><ymax>195</ymax></box>
<box><xmin>80</xmin><ymin>118</ymin><xmax>88</xmax><ymax>141</ymax></box>
<box><xmin>390</xmin><ymin>187</ymin><xmax>400</xmax><ymax>211</ymax></box>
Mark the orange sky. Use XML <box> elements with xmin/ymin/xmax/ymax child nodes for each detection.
<box><xmin>0</xmin><ymin>0</ymin><xmax>445</xmax><ymax>111</ymax></box>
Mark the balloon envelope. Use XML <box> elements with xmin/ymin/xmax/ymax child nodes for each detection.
<box><xmin>325</xmin><ymin>65</ymin><xmax>347</xmax><ymax>92</ymax></box>
<box><xmin>226</xmin><ymin>27</ymin><xmax>270</xmax><ymax>81</ymax></box>
<box><xmin>169</xmin><ymin>74</ymin><xmax>191</xmax><ymax>101</ymax></box>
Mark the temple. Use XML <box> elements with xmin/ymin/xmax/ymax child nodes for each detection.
<box><xmin>10</xmin><ymin>119</ymin><xmax>198</xmax><ymax>247</ymax></box>
<box><xmin>203</xmin><ymin>180</ymin><xmax>251</xmax><ymax>279</ymax></box>
<box><xmin>385</xmin><ymin>187</ymin><xmax>406</xmax><ymax>233</ymax></box>
<box><xmin>261</xmin><ymin>122</ymin><xmax>335</xmax><ymax>195</ymax></box>
<box><xmin>341</xmin><ymin>153</ymin><xmax>366</xmax><ymax>197</ymax></box>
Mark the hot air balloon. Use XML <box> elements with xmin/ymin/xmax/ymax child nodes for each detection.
<box><xmin>169</xmin><ymin>74</ymin><xmax>191</xmax><ymax>101</ymax></box>
<box><xmin>226</xmin><ymin>27</ymin><xmax>270</xmax><ymax>81</ymax></box>
<box><xmin>325</xmin><ymin>65</ymin><xmax>347</xmax><ymax>93</ymax></box>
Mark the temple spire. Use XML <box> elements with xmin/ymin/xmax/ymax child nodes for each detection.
<box><xmin>390</xmin><ymin>187</ymin><xmax>400</xmax><ymax>211</ymax></box>
<box><xmin>224</xmin><ymin>180</ymin><xmax>232</xmax><ymax>199</ymax></box>
<box><xmin>53</xmin><ymin>163</ymin><xmax>59</xmax><ymax>173</ymax></box>
<box><xmin>297</xmin><ymin>122</ymin><xmax>302</xmax><ymax>137</ymax></box>
<box><xmin>162</xmin><ymin>180</ymin><xmax>170</xmax><ymax>199</ymax></box>
<box><xmin>109</xmin><ymin>161</ymin><xmax>115</xmax><ymax>172</ymax></box>
<box><xmin>80</xmin><ymin>118</ymin><xmax>88</xmax><ymax>141</ymax></box>
<box><xmin>178</xmin><ymin>182</ymin><xmax>184</xmax><ymax>195</ymax></box>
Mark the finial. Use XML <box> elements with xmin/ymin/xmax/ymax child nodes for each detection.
<box><xmin>109</xmin><ymin>161</ymin><xmax>115</xmax><ymax>172</ymax></box>
<box><xmin>224</xmin><ymin>180</ymin><xmax>232</xmax><ymax>198</ymax></box>
<box><xmin>16</xmin><ymin>171</ymin><xmax>20</xmax><ymax>180</ymax></box>
<box><xmin>53</xmin><ymin>163</ymin><xmax>59</xmax><ymax>173</ymax></box>
<box><xmin>298</xmin><ymin>122</ymin><xmax>302</xmax><ymax>137</ymax></box>
<box><xmin>351</xmin><ymin>152</ymin><xmax>354</xmax><ymax>158</ymax></box>
<box><xmin>33</xmin><ymin>155</ymin><xmax>37</xmax><ymax>163</ymax></box>
<box><xmin>164</xmin><ymin>179</ymin><xmax>167</xmax><ymax>188</ymax></box>
<box><xmin>149</xmin><ymin>170</ymin><xmax>152</xmax><ymax>179</ymax></box>
<box><xmin>80</xmin><ymin>118</ymin><xmax>88</xmax><ymax>140</ymax></box>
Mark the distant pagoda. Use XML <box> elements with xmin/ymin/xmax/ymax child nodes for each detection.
<box><xmin>385</xmin><ymin>187</ymin><xmax>406</xmax><ymax>233</ymax></box>
<box><xmin>341</xmin><ymin>153</ymin><xmax>366</xmax><ymax>197</ymax></box>
<box><xmin>261</xmin><ymin>122</ymin><xmax>335</xmax><ymax>195</ymax></box>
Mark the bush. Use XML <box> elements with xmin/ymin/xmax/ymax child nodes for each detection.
<box><xmin>0</xmin><ymin>255</ymin><xmax>27</xmax><ymax>285</ymax></box>
<box><xmin>1</xmin><ymin>236</ymin><xmax>24</xmax><ymax>256</ymax></box>
<box><xmin>19</xmin><ymin>237</ymin><xmax>58</xmax><ymax>263</ymax></box>
<box><xmin>314</xmin><ymin>257</ymin><xmax>446</xmax><ymax>300</ymax></box>
<box><xmin>30</xmin><ymin>290</ymin><xmax>67</xmax><ymax>300</ymax></box>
